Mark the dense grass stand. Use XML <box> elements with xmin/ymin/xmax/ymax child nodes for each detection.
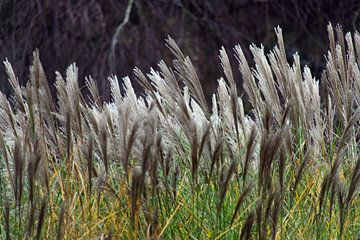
<box><xmin>0</xmin><ymin>24</ymin><xmax>359</xmax><ymax>239</ymax></box>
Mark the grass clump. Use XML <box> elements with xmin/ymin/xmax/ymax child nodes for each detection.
<box><xmin>0</xmin><ymin>23</ymin><xmax>360</xmax><ymax>239</ymax></box>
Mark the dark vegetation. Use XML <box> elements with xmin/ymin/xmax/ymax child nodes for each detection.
<box><xmin>1</xmin><ymin>0</ymin><xmax>359</xmax><ymax>101</ymax></box>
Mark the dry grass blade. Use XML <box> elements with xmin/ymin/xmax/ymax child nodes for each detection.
<box><xmin>345</xmin><ymin>156</ymin><xmax>360</xmax><ymax>209</ymax></box>
<box><xmin>234</xmin><ymin>45</ymin><xmax>264</xmax><ymax>118</ymax></box>
<box><xmin>262</xmin><ymin>191</ymin><xmax>276</xmax><ymax>237</ymax></box>
<box><xmin>0</xmin><ymin>92</ymin><xmax>18</xmax><ymax>138</ymax></box>
<box><xmin>329</xmin><ymin>179</ymin><xmax>336</xmax><ymax>218</ymax></box>
<box><xmin>217</xmin><ymin>159</ymin><xmax>237</xmax><ymax>214</ymax></box>
<box><xmin>198</xmin><ymin>124</ymin><xmax>211</xmax><ymax>165</ymax></box>
<box><xmin>278</xmin><ymin>147</ymin><xmax>286</xmax><ymax>194</ymax></box>
<box><xmin>219</xmin><ymin>47</ymin><xmax>241</xmax><ymax>142</ymax></box>
<box><xmin>271</xmin><ymin>190</ymin><xmax>281</xmax><ymax>240</ymax></box>
<box><xmin>327</xmin><ymin>24</ymin><xmax>336</xmax><ymax>56</ymax></box>
<box><xmin>318</xmin><ymin>173</ymin><xmax>331</xmax><ymax>217</ymax></box>
<box><xmin>13</xmin><ymin>137</ymin><xmax>24</xmax><ymax>217</ymax></box>
<box><xmin>87</xmin><ymin>134</ymin><xmax>94</xmax><ymax>195</ymax></box>
<box><xmin>336</xmin><ymin>113</ymin><xmax>358</xmax><ymax>153</ymax></box>
<box><xmin>209</xmin><ymin>138</ymin><xmax>224</xmax><ymax>182</ymax></box>
<box><xmin>99</xmin><ymin>122</ymin><xmax>109</xmax><ymax>174</ymax></box>
<box><xmin>56</xmin><ymin>204</ymin><xmax>66</xmax><ymax>240</ymax></box>
<box><xmin>249</xmin><ymin>44</ymin><xmax>282</xmax><ymax>122</ymax></box>
<box><xmin>280</xmin><ymin>102</ymin><xmax>292</xmax><ymax>127</ymax></box>
<box><xmin>31</xmin><ymin>50</ymin><xmax>54</xmax><ymax>111</ymax></box>
<box><xmin>263</xmin><ymin>106</ymin><xmax>272</xmax><ymax>133</ymax></box>
<box><xmin>65</xmin><ymin>109</ymin><xmax>72</xmax><ymax>163</ymax></box>
<box><xmin>337</xmin><ymin>181</ymin><xmax>345</xmax><ymax>238</ymax></box>
<box><xmin>158</xmin><ymin>60</ymin><xmax>182</xmax><ymax>100</ymax></box>
<box><xmin>141</xmin><ymin>134</ymin><xmax>153</xmax><ymax>177</ymax></box>
<box><xmin>165</xmin><ymin>37</ymin><xmax>208</xmax><ymax>114</ymax></box>
<box><xmin>4</xmin><ymin>200</ymin><xmax>10</xmax><ymax>240</ymax></box>
<box><xmin>258</xmin><ymin>130</ymin><xmax>283</xmax><ymax>194</ymax></box>
<box><xmin>255</xmin><ymin>200</ymin><xmax>263</xmax><ymax>239</ymax></box>
<box><xmin>3</xmin><ymin>60</ymin><xmax>26</xmax><ymax>113</ymax></box>
<box><xmin>191</xmin><ymin>124</ymin><xmax>199</xmax><ymax>186</ymax></box>
<box><xmin>150</xmin><ymin>135</ymin><xmax>161</xmax><ymax>195</ymax></box>
<box><xmin>124</xmin><ymin>121</ymin><xmax>140</xmax><ymax>178</ymax></box>
<box><xmin>231</xmin><ymin>183</ymin><xmax>253</xmax><ymax>225</ymax></box>
<box><xmin>0</xmin><ymin>127</ymin><xmax>12</xmax><ymax>185</ymax></box>
<box><xmin>239</xmin><ymin>211</ymin><xmax>255</xmax><ymax>240</ymax></box>
<box><xmin>131</xmin><ymin>165</ymin><xmax>143</xmax><ymax>228</ymax></box>
<box><xmin>25</xmin><ymin>204</ymin><xmax>35</xmax><ymax>239</ymax></box>
<box><xmin>291</xmin><ymin>148</ymin><xmax>312</xmax><ymax>204</ymax></box>
<box><xmin>36</xmin><ymin>197</ymin><xmax>47</xmax><ymax>240</ymax></box>
<box><xmin>219</xmin><ymin>47</ymin><xmax>236</xmax><ymax>90</ymax></box>
<box><xmin>134</xmin><ymin>67</ymin><xmax>166</xmax><ymax>117</ymax></box>
<box><xmin>172</xmin><ymin>165</ymin><xmax>180</xmax><ymax>200</ymax></box>
<box><xmin>243</xmin><ymin>127</ymin><xmax>256</xmax><ymax>185</ymax></box>
<box><xmin>28</xmin><ymin>137</ymin><xmax>42</xmax><ymax>205</ymax></box>
<box><xmin>85</xmin><ymin>76</ymin><xmax>102</xmax><ymax>108</ymax></box>
<box><xmin>329</xmin><ymin>114</ymin><xmax>358</xmax><ymax>181</ymax></box>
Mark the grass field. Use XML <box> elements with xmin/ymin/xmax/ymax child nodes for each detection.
<box><xmin>0</xmin><ymin>24</ymin><xmax>359</xmax><ymax>239</ymax></box>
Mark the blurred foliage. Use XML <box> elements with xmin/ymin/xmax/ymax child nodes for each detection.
<box><xmin>0</xmin><ymin>0</ymin><xmax>359</xmax><ymax>101</ymax></box>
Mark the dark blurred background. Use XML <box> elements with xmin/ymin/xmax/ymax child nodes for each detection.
<box><xmin>0</xmin><ymin>0</ymin><xmax>359</xmax><ymax>102</ymax></box>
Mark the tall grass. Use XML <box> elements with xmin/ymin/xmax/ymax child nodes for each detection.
<box><xmin>0</xmin><ymin>24</ymin><xmax>359</xmax><ymax>239</ymax></box>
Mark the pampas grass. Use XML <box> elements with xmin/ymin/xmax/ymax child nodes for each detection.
<box><xmin>0</xmin><ymin>23</ymin><xmax>359</xmax><ymax>239</ymax></box>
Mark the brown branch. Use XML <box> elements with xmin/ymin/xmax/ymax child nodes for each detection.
<box><xmin>108</xmin><ymin>0</ymin><xmax>134</xmax><ymax>71</ymax></box>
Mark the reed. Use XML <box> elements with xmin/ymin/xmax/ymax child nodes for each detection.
<box><xmin>0</xmin><ymin>23</ymin><xmax>359</xmax><ymax>239</ymax></box>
